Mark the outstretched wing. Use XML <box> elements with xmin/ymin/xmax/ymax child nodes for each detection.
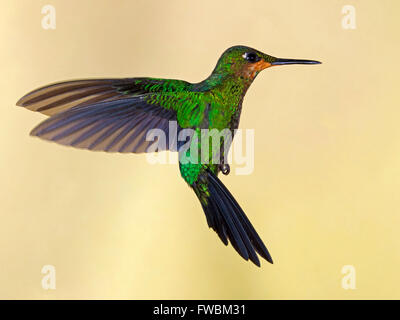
<box><xmin>16</xmin><ymin>78</ymin><xmax>206</xmax><ymax>153</ymax></box>
<box><xmin>17</xmin><ymin>78</ymin><xmax>191</xmax><ymax>116</ymax></box>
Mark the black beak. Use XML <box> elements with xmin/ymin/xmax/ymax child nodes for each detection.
<box><xmin>271</xmin><ymin>58</ymin><xmax>321</xmax><ymax>66</ymax></box>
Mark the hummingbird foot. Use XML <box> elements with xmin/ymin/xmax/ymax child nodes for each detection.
<box><xmin>220</xmin><ymin>163</ymin><xmax>230</xmax><ymax>175</ymax></box>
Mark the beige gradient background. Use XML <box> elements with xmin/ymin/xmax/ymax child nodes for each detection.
<box><xmin>1</xmin><ymin>0</ymin><xmax>399</xmax><ymax>299</ymax></box>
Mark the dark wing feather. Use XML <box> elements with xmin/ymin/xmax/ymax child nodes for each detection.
<box><xmin>17</xmin><ymin>79</ymin><xmax>123</xmax><ymax>116</ymax></box>
<box><xmin>16</xmin><ymin>78</ymin><xmax>191</xmax><ymax>116</ymax></box>
<box><xmin>29</xmin><ymin>97</ymin><xmax>178</xmax><ymax>153</ymax></box>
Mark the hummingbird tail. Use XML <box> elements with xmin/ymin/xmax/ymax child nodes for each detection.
<box><xmin>195</xmin><ymin>169</ymin><xmax>273</xmax><ymax>266</ymax></box>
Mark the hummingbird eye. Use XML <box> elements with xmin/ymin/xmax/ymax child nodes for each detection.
<box><xmin>243</xmin><ymin>52</ymin><xmax>260</xmax><ymax>63</ymax></box>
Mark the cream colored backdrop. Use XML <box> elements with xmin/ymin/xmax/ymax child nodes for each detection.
<box><xmin>1</xmin><ymin>0</ymin><xmax>399</xmax><ymax>299</ymax></box>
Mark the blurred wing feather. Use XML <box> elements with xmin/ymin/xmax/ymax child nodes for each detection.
<box><xmin>17</xmin><ymin>78</ymin><xmax>195</xmax><ymax>153</ymax></box>
<box><xmin>16</xmin><ymin>77</ymin><xmax>192</xmax><ymax>116</ymax></box>
<box><xmin>29</xmin><ymin>97</ymin><xmax>178</xmax><ymax>153</ymax></box>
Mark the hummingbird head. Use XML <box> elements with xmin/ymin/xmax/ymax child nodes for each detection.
<box><xmin>212</xmin><ymin>45</ymin><xmax>321</xmax><ymax>80</ymax></box>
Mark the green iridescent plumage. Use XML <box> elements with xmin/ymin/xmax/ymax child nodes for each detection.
<box><xmin>17</xmin><ymin>45</ymin><xmax>321</xmax><ymax>266</ymax></box>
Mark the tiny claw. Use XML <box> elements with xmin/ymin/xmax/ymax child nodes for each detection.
<box><xmin>220</xmin><ymin>164</ymin><xmax>230</xmax><ymax>175</ymax></box>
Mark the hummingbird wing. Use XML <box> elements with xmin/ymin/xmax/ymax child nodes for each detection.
<box><xmin>16</xmin><ymin>78</ymin><xmax>200</xmax><ymax>153</ymax></box>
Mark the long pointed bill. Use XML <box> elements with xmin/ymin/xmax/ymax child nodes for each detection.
<box><xmin>271</xmin><ymin>58</ymin><xmax>321</xmax><ymax>66</ymax></box>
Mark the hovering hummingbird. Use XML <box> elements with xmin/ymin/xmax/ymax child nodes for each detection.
<box><xmin>17</xmin><ymin>46</ymin><xmax>320</xmax><ymax>266</ymax></box>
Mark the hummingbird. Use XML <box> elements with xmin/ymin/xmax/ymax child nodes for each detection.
<box><xmin>17</xmin><ymin>46</ymin><xmax>321</xmax><ymax>267</ymax></box>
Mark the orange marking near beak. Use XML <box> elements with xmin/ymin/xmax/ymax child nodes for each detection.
<box><xmin>253</xmin><ymin>59</ymin><xmax>272</xmax><ymax>71</ymax></box>
<box><xmin>245</xmin><ymin>59</ymin><xmax>272</xmax><ymax>79</ymax></box>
